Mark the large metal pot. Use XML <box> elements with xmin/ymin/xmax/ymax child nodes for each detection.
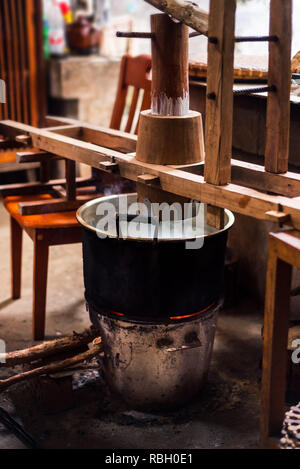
<box><xmin>77</xmin><ymin>194</ymin><xmax>234</xmax><ymax>322</ymax></box>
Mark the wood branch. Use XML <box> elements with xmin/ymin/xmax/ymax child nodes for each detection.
<box><xmin>0</xmin><ymin>338</ymin><xmax>103</xmax><ymax>392</ymax></box>
<box><xmin>0</xmin><ymin>328</ymin><xmax>98</xmax><ymax>367</ymax></box>
<box><xmin>144</xmin><ymin>0</ymin><xmax>208</xmax><ymax>36</ymax></box>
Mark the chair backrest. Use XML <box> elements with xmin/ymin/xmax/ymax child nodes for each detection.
<box><xmin>0</xmin><ymin>0</ymin><xmax>46</xmax><ymax>127</ymax></box>
<box><xmin>110</xmin><ymin>54</ymin><xmax>152</xmax><ymax>135</ymax></box>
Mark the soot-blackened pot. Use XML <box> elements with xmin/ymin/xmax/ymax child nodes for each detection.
<box><xmin>77</xmin><ymin>194</ymin><xmax>234</xmax><ymax>323</ymax></box>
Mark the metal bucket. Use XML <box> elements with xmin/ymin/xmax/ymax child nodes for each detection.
<box><xmin>77</xmin><ymin>194</ymin><xmax>234</xmax><ymax>322</ymax></box>
<box><xmin>90</xmin><ymin>303</ymin><xmax>220</xmax><ymax>410</ymax></box>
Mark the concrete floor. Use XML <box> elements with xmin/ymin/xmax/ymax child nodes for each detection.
<box><xmin>0</xmin><ymin>202</ymin><xmax>263</xmax><ymax>449</ymax></box>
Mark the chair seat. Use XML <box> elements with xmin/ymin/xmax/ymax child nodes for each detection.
<box><xmin>4</xmin><ymin>194</ymin><xmax>80</xmax><ymax>229</ymax></box>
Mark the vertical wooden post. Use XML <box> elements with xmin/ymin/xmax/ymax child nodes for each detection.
<box><xmin>204</xmin><ymin>0</ymin><xmax>236</xmax><ymax>229</ymax></box>
<box><xmin>260</xmin><ymin>236</ymin><xmax>292</xmax><ymax>447</ymax></box>
<box><xmin>151</xmin><ymin>14</ymin><xmax>189</xmax><ymax>116</ymax></box>
<box><xmin>33</xmin><ymin>231</ymin><xmax>49</xmax><ymax>341</ymax></box>
<box><xmin>265</xmin><ymin>0</ymin><xmax>292</xmax><ymax>174</ymax></box>
<box><xmin>65</xmin><ymin>159</ymin><xmax>76</xmax><ymax>201</ymax></box>
<box><xmin>40</xmin><ymin>161</ymin><xmax>50</xmax><ymax>183</ymax></box>
<box><xmin>10</xmin><ymin>217</ymin><xmax>22</xmax><ymax>300</ymax></box>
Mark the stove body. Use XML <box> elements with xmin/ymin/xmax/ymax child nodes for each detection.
<box><xmin>77</xmin><ymin>194</ymin><xmax>234</xmax><ymax>410</ymax></box>
<box><xmin>89</xmin><ymin>304</ymin><xmax>219</xmax><ymax>410</ymax></box>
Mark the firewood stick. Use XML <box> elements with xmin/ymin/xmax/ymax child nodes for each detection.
<box><xmin>0</xmin><ymin>327</ymin><xmax>98</xmax><ymax>367</ymax></box>
<box><xmin>144</xmin><ymin>0</ymin><xmax>209</xmax><ymax>36</ymax></box>
<box><xmin>0</xmin><ymin>339</ymin><xmax>103</xmax><ymax>392</ymax></box>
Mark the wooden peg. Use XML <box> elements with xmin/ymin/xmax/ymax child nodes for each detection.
<box><xmin>265</xmin><ymin>210</ymin><xmax>291</xmax><ymax>223</ymax></box>
<box><xmin>99</xmin><ymin>160</ymin><xmax>119</xmax><ymax>173</ymax></box>
<box><xmin>15</xmin><ymin>134</ymin><xmax>32</xmax><ymax>146</ymax></box>
<box><xmin>137</xmin><ymin>174</ymin><xmax>160</xmax><ymax>185</ymax></box>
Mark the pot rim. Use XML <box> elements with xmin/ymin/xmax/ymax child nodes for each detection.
<box><xmin>76</xmin><ymin>193</ymin><xmax>235</xmax><ymax>242</ymax></box>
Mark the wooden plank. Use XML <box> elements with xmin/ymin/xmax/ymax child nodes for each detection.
<box><xmin>65</xmin><ymin>159</ymin><xmax>76</xmax><ymax>201</ymax></box>
<box><xmin>204</xmin><ymin>0</ymin><xmax>236</xmax><ymax>229</ymax></box>
<box><xmin>33</xmin><ymin>0</ymin><xmax>47</xmax><ymax>127</ymax></box>
<box><xmin>17</xmin><ymin>0</ymin><xmax>29</xmax><ymax>124</ymax></box>
<box><xmin>27</xmin><ymin>128</ymin><xmax>300</xmax><ymax>228</ymax></box>
<box><xmin>45</xmin><ymin>122</ymin><xmax>137</xmax><ymax>153</ymax></box>
<box><xmin>18</xmin><ymin>196</ymin><xmax>95</xmax><ymax>216</ymax></box>
<box><xmin>0</xmin><ymin>177</ymin><xmax>92</xmax><ymax>197</ymax></box>
<box><xmin>231</xmin><ymin>159</ymin><xmax>300</xmax><ymax>197</ymax></box>
<box><xmin>109</xmin><ymin>55</ymin><xmax>128</xmax><ymax>131</ymax></box>
<box><xmin>204</xmin><ymin>0</ymin><xmax>236</xmax><ymax>186</ymax></box>
<box><xmin>179</xmin><ymin>159</ymin><xmax>300</xmax><ymax>198</ymax></box>
<box><xmin>3</xmin><ymin>120</ymin><xmax>300</xmax><ymax>227</ymax></box>
<box><xmin>260</xmin><ymin>233</ymin><xmax>293</xmax><ymax>448</ymax></box>
<box><xmin>125</xmin><ymin>87</ymin><xmax>140</xmax><ymax>133</ymax></box>
<box><xmin>0</xmin><ymin>120</ymin><xmax>47</xmax><ymax>138</ymax></box>
<box><xmin>265</xmin><ymin>0</ymin><xmax>292</xmax><ymax>173</ymax></box>
<box><xmin>270</xmin><ymin>230</ymin><xmax>300</xmax><ymax>268</ymax></box>
<box><xmin>3</xmin><ymin>0</ymin><xmax>16</xmax><ymax>120</ymax></box>
<box><xmin>10</xmin><ymin>0</ymin><xmax>22</xmax><ymax>122</ymax></box>
<box><xmin>10</xmin><ymin>216</ymin><xmax>23</xmax><ymax>300</ymax></box>
<box><xmin>81</xmin><ymin>127</ymin><xmax>136</xmax><ymax>153</ymax></box>
<box><xmin>46</xmin><ymin>125</ymin><xmax>82</xmax><ymax>137</ymax></box>
<box><xmin>44</xmin><ymin>115</ymin><xmax>84</xmax><ymax>127</ymax></box>
<box><xmin>26</xmin><ymin>0</ymin><xmax>40</xmax><ymax>127</ymax></box>
<box><xmin>0</xmin><ymin>2</ymin><xmax>8</xmax><ymax>120</ymax></box>
<box><xmin>0</xmin><ymin>119</ymin><xmax>137</xmax><ymax>153</ymax></box>
<box><xmin>16</xmin><ymin>151</ymin><xmax>61</xmax><ymax>163</ymax></box>
<box><xmin>0</xmin><ymin>161</ymin><xmax>39</xmax><ymax>173</ymax></box>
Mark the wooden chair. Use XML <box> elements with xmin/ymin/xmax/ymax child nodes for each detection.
<box><xmin>110</xmin><ymin>54</ymin><xmax>152</xmax><ymax>134</ymax></box>
<box><xmin>261</xmin><ymin>230</ymin><xmax>300</xmax><ymax>448</ymax></box>
<box><xmin>2</xmin><ymin>54</ymin><xmax>151</xmax><ymax>341</ymax></box>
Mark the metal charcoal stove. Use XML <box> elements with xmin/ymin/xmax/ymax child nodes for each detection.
<box><xmin>77</xmin><ymin>193</ymin><xmax>234</xmax><ymax>411</ymax></box>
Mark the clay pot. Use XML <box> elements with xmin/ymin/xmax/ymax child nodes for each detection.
<box><xmin>67</xmin><ymin>17</ymin><xmax>100</xmax><ymax>54</ymax></box>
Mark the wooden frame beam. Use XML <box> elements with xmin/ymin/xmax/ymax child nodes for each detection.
<box><xmin>265</xmin><ymin>0</ymin><xmax>292</xmax><ymax>173</ymax></box>
<box><xmin>204</xmin><ymin>0</ymin><xmax>236</xmax><ymax>228</ymax></box>
<box><xmin>2</xmin><ymin>119</ymin><xmax>300</xmax><ymax>227</ymax></box>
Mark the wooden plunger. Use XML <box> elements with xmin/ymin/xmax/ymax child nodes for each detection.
<box><xmin>136</xmin><ymin>13</ymin><xmax>205</xmax><ymax>167</ymax></box>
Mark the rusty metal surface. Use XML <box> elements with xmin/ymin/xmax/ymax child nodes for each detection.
<box><xmin>90</xmin><ymin>303</ymin><xmax>220</xmax><ymax>411</ymax></box>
